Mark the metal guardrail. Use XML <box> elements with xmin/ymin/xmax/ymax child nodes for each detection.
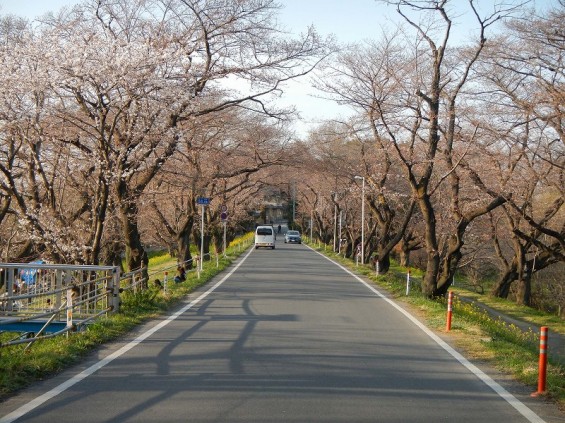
<box><xmin>0</xmin><ymin>263</ymin><xmax>120</xmax><ymax>348</ymax></box>
<box><xmin>0</xmin><ymin>238</ymin><xmax>253</xmax><ymax>348</ymax></box>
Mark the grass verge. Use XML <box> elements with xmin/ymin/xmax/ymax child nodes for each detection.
<box><xmin>307</xmin><ymin>242</ymin><xmax>565</xmax><ymax>409</ymax></box>
<box><xmin>0</xmin><ymin>233</ymin><xmax>253</xmax><ymax>401</ymax></box>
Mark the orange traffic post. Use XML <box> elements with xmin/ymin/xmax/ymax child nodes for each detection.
<box><xmin>532</xmin><ymin>326</ymin><xmax>549</xmax><ymax>397</ymax></box>
<box><xmin>446</xmin><ymin>291</ymin><xmax>454</xmax><ymax>331</ymax></box>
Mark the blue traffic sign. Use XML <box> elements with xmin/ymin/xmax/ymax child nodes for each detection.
<box><xmin>196</xmin><ymin>197</ymin><xmax>210</xmax><ymax>205</ymax></box>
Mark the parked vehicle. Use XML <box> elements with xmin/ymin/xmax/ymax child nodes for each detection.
<box><xmin>255</xmin><ymin>226</ymin><xmax>275</xmax><ymax>249</ymax></box>
<box><xmin>284</xmin><ymin>230</ymin><xmax>302</xmax><ymax>244</ymax></box>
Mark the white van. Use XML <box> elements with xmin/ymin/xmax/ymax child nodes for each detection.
<box><xmin>255</xmin><ymin>226</ymin><xmax>275</xmax><ymax>249</ymax></box>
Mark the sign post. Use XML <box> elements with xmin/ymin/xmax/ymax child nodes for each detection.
<box><xmin>220</xmin><ymin>205</ymin><xmax>228</xmax><ymax>257</ymax></box>
<box><xmin>222</xmin><ymin>221</ymin><xmax>227</xmax><ymax>257</ymax></box>
<box><xmin>196</xmin><ymin>197</ymin><xmax>211</xmax><ymax>271</ymax></box>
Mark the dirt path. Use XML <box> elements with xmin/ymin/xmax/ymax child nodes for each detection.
<box><xmin>459</xmin><ymin>296</ymin><xmax>565</xmax><ymax>365</ymax></box>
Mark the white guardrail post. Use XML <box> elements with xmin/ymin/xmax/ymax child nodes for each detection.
<box><xmin>111</xmin><ymin>266</ymin><xmax>121</xmax><ymax>313</ymax></box>
<box><xmin>6</xmin><ymin>267</ymin><xmax>14</xmax><ymax>312</ymax></box>
<box><xmin>66</xmin><ymin>288</ymin><xmax>73</xmax><ymax>333</ymax></box>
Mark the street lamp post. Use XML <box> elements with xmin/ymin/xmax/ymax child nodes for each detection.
<box><xmin>310</xmin><ymin>210</ymin><xmax>314</xmax><ymax>242</ymax></box>
<box><xmin>292</xmin><ymin>181</ymin><xmax>296</xmax><ymax>228</ymax></box>
<box><xmin>332</xmin><ymin>191</ymin><xmax>338</xmax><ymax>253</ymax></box>
<box><xmin>354</xmin><ymin>176</ymin><xmax>365</xmax><ymax>265</ymax></box>
<box><xmin>200</xmin><ymin>203</ymin><xmax>205</xmax><ymax>271</ymax></box>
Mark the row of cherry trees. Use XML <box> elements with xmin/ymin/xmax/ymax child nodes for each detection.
<box><xmin>0</xmin><ymin>0</ymin><xmax>562</xmax><ymax>310</ymax></box>
<box><xmin>288</xmin><ymin>0</ymin><xmax>564</xmax><ymax>308</ymax></box>
<box><xmin>0</xmin><ymin>0</ymin><xmax>331</xmax><ymax>275</ymax></box>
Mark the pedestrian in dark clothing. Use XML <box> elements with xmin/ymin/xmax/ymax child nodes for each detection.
<box><xmin>174</xmin><ymin>266</ymin><xmax>186</xmax><ymax>283</ymax></box>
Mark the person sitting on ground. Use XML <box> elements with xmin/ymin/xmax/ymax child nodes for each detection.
<box><xmin>174</xmin><ymin>266</ymin><xmax>186</xmax><ymax>283</ymax></box>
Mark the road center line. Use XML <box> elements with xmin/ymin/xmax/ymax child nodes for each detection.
<box><xmin>0</xmin><ymin>247</ymin><xmax>255</xmax><ymax>423</ymax></box>
<box><xmin>307</xmin><ymin>245</ymin><xmax>546</xmax><ymax>423</ymax></box>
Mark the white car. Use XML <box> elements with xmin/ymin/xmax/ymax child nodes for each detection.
<box><xmin>255</xmin><ymin>226</ymin><xmax>275</xmax><ymax>249</ymax></box>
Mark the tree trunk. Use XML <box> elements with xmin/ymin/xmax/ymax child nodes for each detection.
<box><xmin>177</xmin><ymin>216</ymin><xmax>195</xmax><ymax>269</ymax></box>
<box><xmin>515</xmin><ymin>264</ymin><xmax>533</xmax><ymax>306</ymax></box>
<box><xmin>193</xmin><ymin>228</ymin><xmax>212</xmax><ymax>262</ymax></box>
<box><xmin>515</xmin><ymin>276</ymin><xmax>532</xmax><ymax>306</ymax></box>
<box><xmin>398</xmin><ymin>229</ymin><xmax>422</xmax><ymax>268</ymax></box>
<box><xmin>203</xmin><ymin>235</ymin><xmax>211</xmax><ymax>260</ymax></box>
<box><xmin>101</xmin><ymin>240</ymin><xmax>124</xmax><ymax>269</ymax></box>
<box><xmin>120</xmin><ymin>200</ymin><xmax>148</xmax><ymax>284</ymax></box>
<box><xmin>418</xmin><ymin>192</ymin><xmax>440</xmax><ymax>297</ymax></box>
<box><xmin>88</xmin><ymin>179</ymin><xmax>109</xmax><ymax>265</ymax></box>
<box><xmin>491</xmin><ymin>264</ymin><xmax>518</xmax><ymax>298</ymax></box>
<box><xmin>434</xmin><ymin>223</ymin><xmax>467</xmax><ymax>297</ymax></box>
<box><xmin>373</xmin><ymin>252</ymin><xmax>391</xmax><ymax>274</ymax></box>
<box><xmin>399</xmin><ymin>248</ymin><xmax>410</xmax><ymax>267</ymax></box>
<box><xmin>435</xmin><ymin>248</ymin><xmax>462</xmax><ymax>297</ymax></box>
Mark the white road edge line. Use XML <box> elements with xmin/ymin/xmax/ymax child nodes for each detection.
<box><xmin>307</xmin><ymin>245</ymin><xmax>546</xmax><ymax>423</ymax></box>
<box><xmin>0</xmin><ymin>247</ymin><xmax>255</xmax><ymax>423</ymax></box>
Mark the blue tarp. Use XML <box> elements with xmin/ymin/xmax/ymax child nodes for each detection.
<box><xmin>19</xmin><ymin>260</ymin><xmax>44</xmax><ymax>285</ymax></box>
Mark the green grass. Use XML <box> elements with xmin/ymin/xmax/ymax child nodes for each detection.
<box><xmin>0</xmin><ymin>312</ymin><xmax>144</xmax><ymax>396</ymax></box>
<box><xmin>0</xmin><ymin>233</ymin><xmax>254</xmax><ymax>401</ymax></box>
<box><xmin>306</xmin><ymin>240</ymin><xmax>565</xmax><ymax>408</ymax></box>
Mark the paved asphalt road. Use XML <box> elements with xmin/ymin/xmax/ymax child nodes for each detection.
<box><xmin>0</xmin><ymin>239</ymin><xmax>557</xmax><ymax>422</ymax></box>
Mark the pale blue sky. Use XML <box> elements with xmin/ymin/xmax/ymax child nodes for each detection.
<box><xmin>0</xmin><ymin>0</ymin><xmax>559</xmax><ymax>135</ymax></box>
<box><xmin>1</xmin><ymin>0</ymin><xmax>556</xmax><ymax>41</ymax></box>
<box><xmin>0</xmin><ymin>0</ymin><xmax>401</xmax><ymax>45</ymax></box>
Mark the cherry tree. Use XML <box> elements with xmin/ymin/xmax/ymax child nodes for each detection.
<box><xmin>346</xmin><ymin>0</ymin><xmax>528</xmax><ymax>297</ymax></box>
<box><xmin>141</xmin><ymin>108</ymin><xmax>290</xmax><ymax>266</ymax></box>
<box><xmin>468</xmin><ymin>3</ymin><xmax>564</xmax><ymax>304</ymax></box>
<box><xmin>0</xmin><ymin>15</ymin><xmax>111</xmax><ymax>264</ymax></box>
<box><xmin>287</xmin><ymin>123</ymin><xmax>360</xmax><ymax>253</ymax></box>
<box><xmin>314</xmin><ymin>38</ymin><xmax>419</xmax><ymax>272</ymax></box>
<box><xmin>6</xmin><ymin>0</ymin><xmax>330</xmax><ymax>273</ymax></box>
